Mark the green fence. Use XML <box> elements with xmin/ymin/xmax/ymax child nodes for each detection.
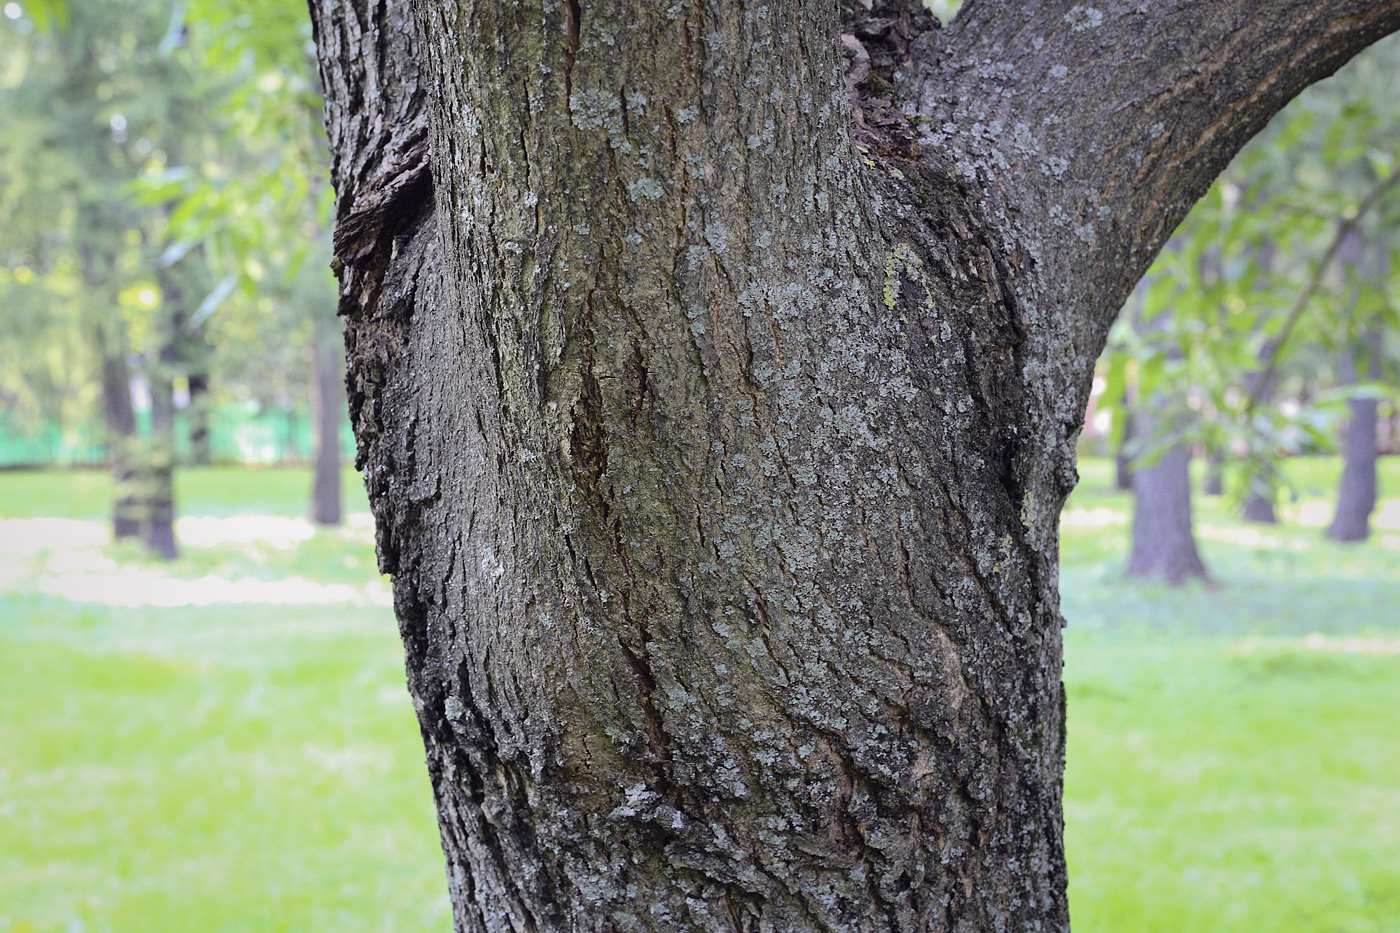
<box><xmin>0</xmin><ymin>406</ymin><xmax>356</xmax><ymax>469</ymax></box>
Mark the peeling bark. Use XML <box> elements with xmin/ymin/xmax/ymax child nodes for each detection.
<box><xmin>309</xmin><ymin>0</ymin><xmax>1400</xmax><ymax>928</ymax></box>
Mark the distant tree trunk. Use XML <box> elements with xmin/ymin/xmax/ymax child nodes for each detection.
<box><xmin>142</xmin><ymin>261</ymin><xmax>188</xmax><ymax>562</ymax></box>
<box><xmin>144</xmin><ymin>367</ymin><xmax>179</xmax><ymax>560</ymax></box>
<box><xmin>187</xmin><ymin>370</ymin><xmax>213</xmax><ymax>466</ymax></box>
<box><xmin>310</xmin><ymin>314</ymin><xmax>344</xmax><ymax>526</ymax></box>
<box><xmin>1241</xmin><ymin>477</ymin><xmax>1278</xmax><ymax>524</ymax></box>
<box><xmin>97</xmin><ymin>322</ymin><xmax>141</xmax><ymax>540</ymax></box>
<box><xmin>1114</xmin><ymin>409</ymin><xmax>1135</xmax><ymax>490</ymax></box>
<box><xmin>1127</xmin><ymin>407</ymin><xmax>1208</xmax><ymax>584</ymax></box>
<box><xmin>1202</xmin><ymin>452</ymin><xmax>1225</xmax><ymax>496</ymax></box>
<box><xmin>1327</xmin><ymin>328</ymin><xmax>1382</xmax><ymax>542</ymax></box>
<box><xmin>81</xmin><ymin>210</ymin><xmax>142</xmax><ymax>540</ymax></box>
<box><xmin>1240</xmin><ymin>295</ymin><xmax>1281</xmax><ymax>522</ymax></box>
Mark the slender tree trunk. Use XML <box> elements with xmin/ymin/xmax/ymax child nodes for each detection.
<box><xmin>1114</xmin><ymin>409</ymin><xmax>1135</xmax><ymax>491</ymax></box>
<box><xmin>187</xmin><ymin>370</ymin><xmax>213</xmax><ymax>466</ymax></box>
<box><xmin>1126</xmin><ymin>408</ymin><xmax>1208</xmax><ymax>584</ymax></box>
<box><xmin>309</xmin><ymin>0</ymin><xmax>1400</xmax><ymax>928</ymax></box>
<box><xmin>96</xmin><ymin>321</ymin><xmax>141</xmax><ymax>540</ymax></box>
<box><xmin>1243</xmin><ymin>325</ymin><xmax>1282</xmax><ymax>523</ymax></box>
<box><xmin>1241</xmin><ymin>479</ymin><xmax>1278</xmax><ymax>524</ymax></box>
<box><xmin>142</xmin><ymin>262</ymin><xmax>189</xmax><ymax>562</ymax></box>
<box><xmin>1202</xmin><ymin>454</ymin><xmax>1225</xmax><ymax>496</ymax></box>
<box><xmin>144</xmin><ymin>369</ymin><xmax>179</xmax><ymax>560</ymax></box>
<box><xmin>82</xmin><ymin>217</ymin><xmax>142</xmax><ymax>539</ymax></box>
<box><xmin>1327</xmin><ymin>328</ymin><xmax>1383</xmax><ymax>542</ymax></box>
<box><xmin>310</xmin><ymin>313</ymin><xmax>344</xmax><ymax>526</ymax></box>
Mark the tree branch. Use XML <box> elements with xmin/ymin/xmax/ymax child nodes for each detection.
<box><xmin>910</xmin><ymin>0</ymin><xmax>1400</xmax><ymax>359</ymax></box>
<box><xmin>1244</xmin><ymin>169</ymin><xmax>1400</xmax><ymax>415</ymax></box>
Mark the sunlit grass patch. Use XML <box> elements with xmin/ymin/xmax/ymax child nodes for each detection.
<box><xmin>1065</xmin><ymin>634</ymin><xmax>1400</xmax><ymax>932</ymax></box>
<box><xmin>1060</xmin><ymin>456</ymin><xmax>1400</xmax><ymax>932</ymax></box>
<box><xmin>1</xmin><ymin>460</ymin><xmax>1397</xmax><ymax>931</ymax></box>
<box><xmin>0</xmin><ymin>595</ymin><xmax>449</xmax><ymax>932</ymax></box>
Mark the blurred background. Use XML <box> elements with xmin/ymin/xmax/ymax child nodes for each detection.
<box><xmin>0</xmin><ymin>1</ymin><xmax>1396</xmax><ymax>931</ymax></box>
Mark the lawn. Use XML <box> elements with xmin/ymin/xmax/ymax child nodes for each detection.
<box><xmin>1</xmin><ymin>460</ymin><xmax>1397</xmax><ymax>930</ymax></box>
<box><xmin>1061</xmin><ymin>458</ymin><xmax>1400</xmax><ymax>931</ymax></box>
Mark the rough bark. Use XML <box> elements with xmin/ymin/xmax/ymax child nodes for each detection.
<box><xmin>1327</xmin><ymin>328</ymin><xmax>1383</xmax><ymax>541</ymax></box>
<box><xmin>310</xmin><ymin>311</ymin><xmax>344</xmax><ymax>526</ymax></box>
<box><xmin>309</xmin><ymin>0</ymin><xmax>1400</xmax><ymax>929</ymax></box>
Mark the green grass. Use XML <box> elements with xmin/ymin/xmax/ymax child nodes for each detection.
<box><xmin>1061</xmin><ymin>456</ymin><xmax>1400</xmax><ymax>931</ymax></box>
<box><xmin>1</xmin><ymin>461</ymin><xmax>1397</xmax><ymax>930</ymax></box>
<box><xmin>0</xmin><ymin>467</ymin><xmax>447</xmax><ymax>932</ymax></box>
<box><xmin>0</xmin><ymin>466</ymin><xmax>369</xmax><ymax>521</ymax></box>
<box><xmin>0</xmin><ymin>598</ymin><xmax>449</xmax><ymax>933</ymax></box>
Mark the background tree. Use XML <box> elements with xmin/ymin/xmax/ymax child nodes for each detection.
<box><xmin>1117</xmin><ymin>274</ymin><xmax>1211</xmax><ymax>583</ymax></box>
<box><xmin>0</xmin><ymin>0</ymin><xmax>217</xmax><ymax>551</ymax></box>
<box><xmin>1328</xmin><ymin>228</ymin><xmax>1395</xmax><ymax>540</ymax></box>
<box><xmin>148</xmin><ymin>0</ymin><xmax>344</xmax><ymax>522</ymax></box>
<box><xmin>1099</xmin><ymin>33</ymin><xmax>1400</xmax><ymax>580</ymax></box>
<box><xmin>1</xmin><ymin>0</ymin><xmax>345</xmax><ymax>530</ymax></box>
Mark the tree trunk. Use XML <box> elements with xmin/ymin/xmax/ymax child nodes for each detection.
<box><xmin>97</xmin><ymin>322</ymin><xmax>141</xmax><ymax>540</ymax></box>
<box><xmin>142</xmin><ymin>261</ymin><xmax>189</xmax><ymax>562</ymax></box>
<box><xmin>310</xmin><ymin>312</ymin><xmax>344</xmax><ymax>526</ymax></box>
<box><xmin>82</xmin><ymin>213</ymin><xmax>142</xmax><ymax>540</ymax></box>
<box><xmin>187</xmin><ymin>370</ymin><xmax>213</xmax><ymax>466</ymax></box>
<box><xmin>1126</xmin><ymin>410</ymin><xmax>1209</xmax><ymax>584</ymax></box>
<box><xmin>1202</xmin><ymin>454</ymin><xmax>1225</xmax><ymax>496</ymax></box>
<box><xmin>1327</xmin><ymin>329</ymin><xmax>1383</xmax><ymax>542</ymax></box>
<box><xmin>1241</xmin><ymin>318</ymin><xmax>1280</xmax><ymax>523</ymax></box>
<box><xmin>1248</xmin><ymin>462</ymin><xmax>1282</xmax><ymax>523</ymax></box>
<box><xmin>1114</xmin><ymin>409</ymin><xmax>1135</xmax><ymax>491</ymax></box>
<box><xmin>309</xmin><ymin>0</ymin><xmax>1400</xmax><ymax>928</ymax></box>
<box><xmin>144</xmin><ymin>370</ymin><xmax>179</xmax><ymax>560</ymax></box>
<box><xmin>1241</xmin><ymin>478</ymin><xmax>1278</xmax><ymax>524</ymax></box>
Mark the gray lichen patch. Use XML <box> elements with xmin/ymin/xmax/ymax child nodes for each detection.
<box><xmin>628</xmin><ymin>177</ymin><xmax>666</xmax><ymax>201</ymax></box>
<box><xmin>569</xmin><ymin>87</ymin><xmax>623</xmax><ymax>132</ymax></box>
<box><xmin>1063</xmin><ymin>6</ymin><xmax>1104</xmax><ymax>31</ymax></box>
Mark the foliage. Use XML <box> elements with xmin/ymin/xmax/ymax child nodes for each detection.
<box><xmin>1099</xmin><ymin>35</ymin><xmax>1400</xmax><ymax>501</ymax></box>
<box><xmin>0</xmin><ymin>0</ymin><xmax>335</xmax><ymax>462</ymax></box>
